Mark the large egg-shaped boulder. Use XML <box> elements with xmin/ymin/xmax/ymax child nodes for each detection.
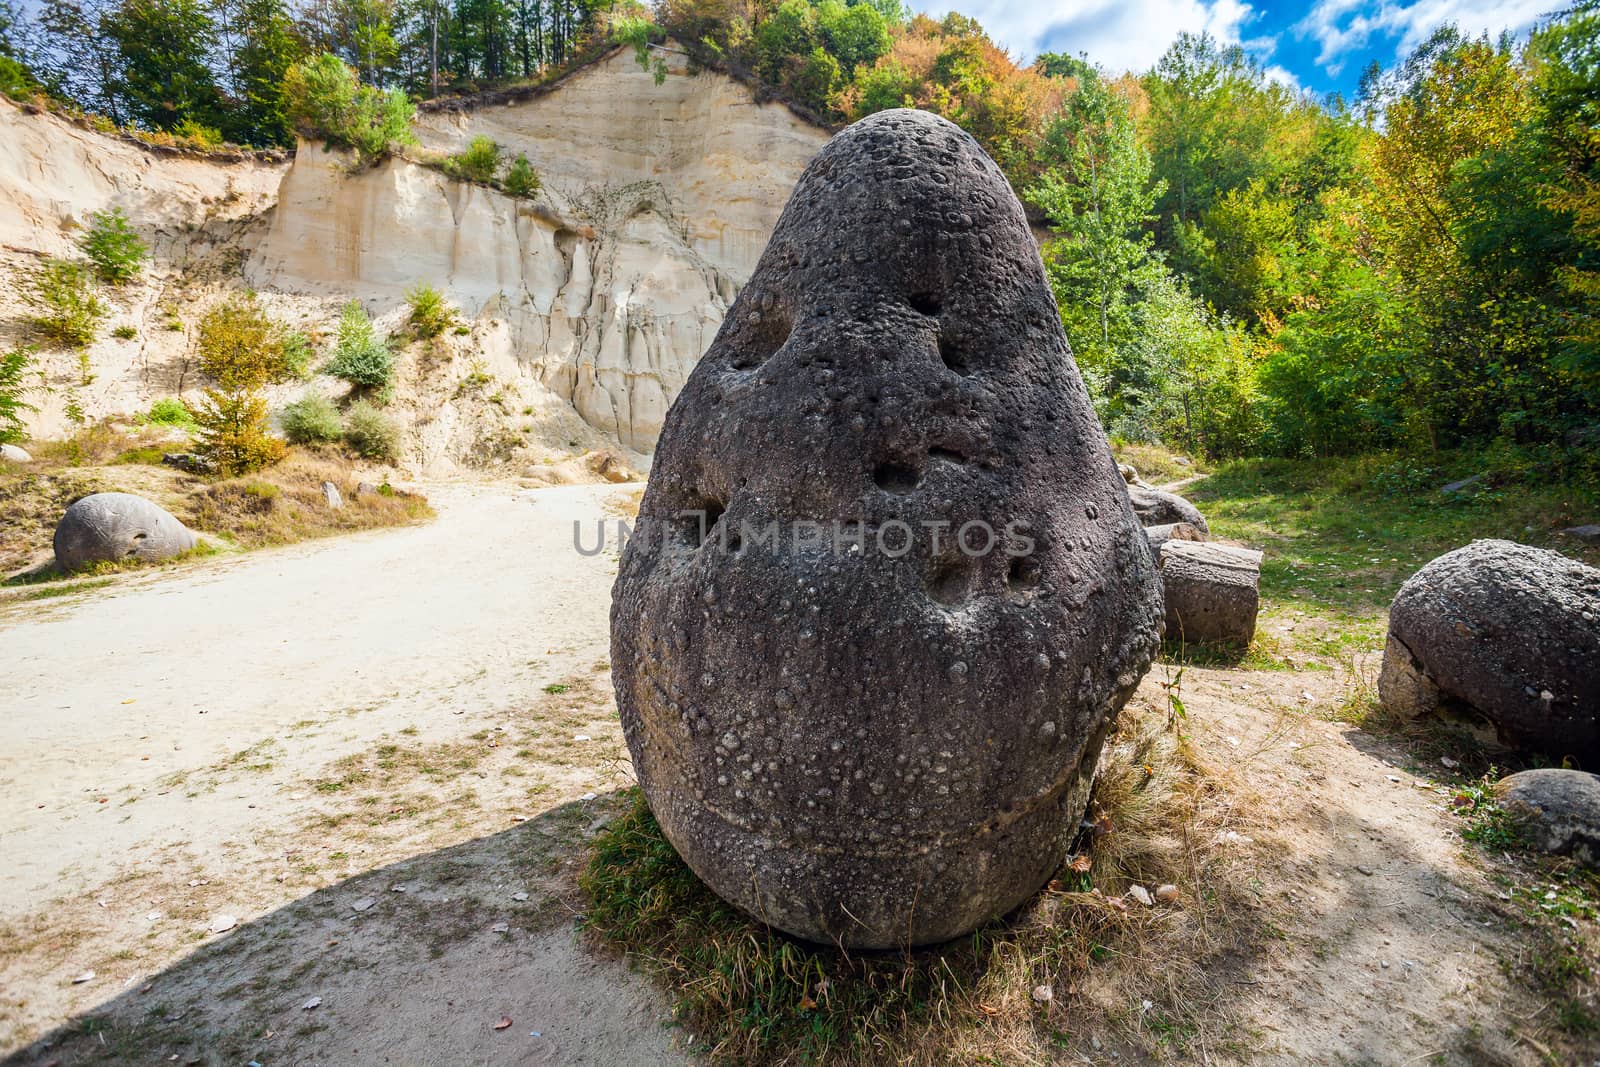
<box><xmin>54</xmin><ymin>492</ymin><xmax>198</xmax><ymax>571</ymax></box>
<box><xmin>610</xmin><ymin>110</ymin><xmax>1163</xmax><ymax>948</ymax></box>
<box><xmin>1379</xmin><ymin>539</ymin><xmax>1600</xmax><ymax>764</ymax></box>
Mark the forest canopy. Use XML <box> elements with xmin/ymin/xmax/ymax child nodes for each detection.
<box><xmin>1</xmin><ymin>0</ymin><xmax>1595</xmax><ymax>460</ymax></box>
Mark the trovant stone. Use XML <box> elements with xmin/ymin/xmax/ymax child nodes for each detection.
<box><xmin>610</xmin><ymin>109</ymin><xmax>1164</xmax><ymax>948</ymax></box>
<box><xmin>54</xmin><ymin>492</ymin><xmax>198</xmax><ymax>571</ymax></box>
<box><xmin>1379</xmin><ymin>540</ymin><xmax>1600</xmax><ymax>764</ymax></box>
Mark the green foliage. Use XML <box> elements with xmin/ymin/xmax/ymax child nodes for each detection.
<box><xmin>280</xmin><ymin>329</ymin><xmax>314</xmax><ymax>380</ymax></box>
<box><xmin>405</xmin><ymin>283</ymin><xmax>456</xmax><ymax>339</ymax></box>
<box><xmin>28</xmin><ymin>259</ymin><xmax>107</xmax><ymax>347</ymax></box>
<box><xmin>445</xmin><ymin>134</ymin><xmax>500</xmax><ymax>183</ymax></box>
<box><xmin>278</xmin><ymin>393</ymin><xmax>343</xmax><ymax>444</ymax></box>
<box><xmin>100</xmin><ymin>0</ymin><xmax>224</xmax><ymax>132</ymax></box>
<box><xmin>325</xmin><ymin>301</ymin><xmax>393</xmax><ymax>388</ymax></box>
<box><xmin>112</xmin><ymin>325</ymin><xmax>137</xmax><ymax>340</ymax></box>
<box><xmin>342</xmin><ymin>399</ymin><xmax>399</xmax><ymax>461</ymax></box>
<box><xmin>0</xmin><ymin>345</ymin><xmax>36</xmax><ymax>445</ymax></box>
<box><xmin>227</xmin><ymin>0</ymin><xmax>306</xmax><ymax>146</ymax></box>
<box><xmin>193</xmin><ymin>295</ymin><xmax>298</xmax><ymax>475</ymax></box>
<box><xmin>171</xmin><ymin>117</ymin><xmax>222</xmax><ymax>146</ymax></box>
<box><xmin>0</xmin><ymin>52</ymin><xmax>37</xmax><ymax>99</ymax></box>
<box><xmin>78</xmin><ymin>208</ymin><xmax>148</xmax><ymax>285</ymax></box>
<box><xmin>144</xmin><ymin>396</ymin><xmax>195</xmax><ymax>428</ymax></box>
<box><xmin>502</xmin><ymin>154</ymin><xmax>540</xmax><ymax>198</ymax></box>
<box><xmin>283</xmin><ymin>52</ymin><xmax>416</xmax><ymax>160</ymax></box>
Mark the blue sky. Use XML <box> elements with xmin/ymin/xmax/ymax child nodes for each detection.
<box><xmin>908</xmin><ymin>0</ymin><xmax>1561</xmax><ymax>99</ymax></box>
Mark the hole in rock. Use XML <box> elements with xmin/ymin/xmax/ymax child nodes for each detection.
<box><xmin>729</xmin><ymin>299</ymin><xmax>793</xmax><ymax>371</ymax></box>
<box><xmin>926</xmin><ymin>557</ymin><xmax>972</xmax><ymax>607</ymax></box>
<box><xmin>676</xmin><ymin>499</ymin><xmax>726</xmax><ymax>549</ymax></box>
<box><xmin>873</xmin><ymin>462</ymin><xmax>922</xmax><ymax>494</ymax></box>
<box><xmin>928</xmin><ymin>446</ymin><xmax>967</xmax><ymax>465</ymax></box>
<box><xmin>1007</xmin><ymin>555</ymin><xmax>1042</xmax><ymax>593</ymax></box>
<box><xmin>937</xmin><ymin>331</ymin><xmax>969</xmax><ymax>374</ymax></box>
<box><xmin>908</xmin><ymin>292</ymin><xmax>942</xmax><ymax>316</ymax></box>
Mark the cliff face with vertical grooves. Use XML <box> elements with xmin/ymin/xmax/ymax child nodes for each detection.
<box><xmin>248</xmin><ymin>44</ymin><xmax>830</xmax><ymax>452</ymax></box>
<box><xmin>0</xmin><ymin>46</ymin><xmax>829</xmax><ymax>463</ymax></box>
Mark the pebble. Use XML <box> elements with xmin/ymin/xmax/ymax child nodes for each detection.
<box><xmin>1031</xmin><ymin>984</ymin><xmax>1053</xmax><ymax>1004</ymax></box>
<box><xmin>351</xmin><ymin>898</ymin><xmax>376</xmax><ymax>912</ymax></box>
<box><xmin>302</xmin><ymin>996</ymin><xmax>322</xmax><ymax>1010</ymax></box>
<box><xmin>1356</xmin><ymin>866</ymin><xmax>1374</xmax><ymax>876</ymax></box>
<box><xmin>209</xmin><ymin>914</ymin><xmax>238</xmax><ymax>933</ymax></box>
<box><xmin>1155</xmin><ymin>884</ymin><xmax>1180</xmax><ymax>903</ymax></box>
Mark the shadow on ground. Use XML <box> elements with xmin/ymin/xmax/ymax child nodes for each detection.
<box><xmin>2</xmin><ymin>795</ymin><xmax>685</xmax><ymax>1067</ymax></box>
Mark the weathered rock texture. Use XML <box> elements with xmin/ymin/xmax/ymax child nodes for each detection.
<box><xmin>1146</xmin><ymin>522</ymin><xmax>1202</xmax><ymax>550</ymax></box>
<box><xmin>1379</xmin><ymin>540</ymin><xmax>1600</xmax><ymax>764</ymax></box>
<box><xmin>1</xmin><ymin>444</ymin><xmax>31</xmax><ymax>462</ymax></box>
<box><xmin>612</xmin><ymin>109</ymin><xmax>1164</xmax><ymax>948</ymax></box>
<box><xmin>1496</xmin><ymin>769</ymin><xmax>1600</xmax><ymax>866</ymax></box>
<box><xmin>1158</xmin><ymin>541</ymin><xmax>1262</xmax><ymax>646</ymax></box>
<box><xmin>1128</xmin><ymin>486</ymin><xmax>1209</xmax><ymax>536</ymax></box>
<box><xmin>54</xmin><ymin>492</ymin><xmax>198</xmax><ymax>571</ymax></box>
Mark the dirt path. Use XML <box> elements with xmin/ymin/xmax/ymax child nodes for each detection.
<box><xmin>0</xmin><ymin>482</ymin><xmax>683</xmax><ymax>1064</ymax></box>
<box><xmin>0</xmin><ymin>483</ymin><xmax>1571</xmax><ymax>1065</ymax></box>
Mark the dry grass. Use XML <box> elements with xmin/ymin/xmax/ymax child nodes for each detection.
<box><xmin>1111</xmin><ymin>442</ymin><xmax>1207</xmax><ymax>485</ymax></box>
<box><xmin>581</xmin><ymin>699</ymin><xmax>1271</xmax><ymax>1064</ymax></box>
<box><xmin>189</xmin><ymin>448</ymin><xmax>431</xmax><ymax>549</ymax></box>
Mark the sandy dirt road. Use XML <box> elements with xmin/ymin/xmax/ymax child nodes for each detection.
<box><xmin>0</xmin><ymin>482</ymin><xmax>683</xmax><ymax>1064</ymax></box>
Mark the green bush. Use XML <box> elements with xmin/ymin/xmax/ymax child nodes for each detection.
<box><xmin>325</xmin><ymin>301</ymin><xmax>393</xmax><ymax>388</ymax></box>
<box><xmin>279</xmin><ymin>393</ymin><xmax>343</xmax><ymax>443</ymax></box>
<box><xmin>145</xmin><ymin>396</ymin><xmax>196</xmax><ymax>428</ymax></box>
<box><xmin>503</xmin><ymin>154</ymin><xmax>541</xmax><ymax>198</ymax></box>
<box><xmin>283</xmin><ymin>53</ymin><xmax>417</xmax><ymax>161</ymax></box>
<box><xmin>28</xmin><ymin>259</ymin><xmax>107</xmax><ymax>346</ymax></box>
<box><xmin>195</xmin><ymin>390</ymin><xmax>286</xmax><ymax>475</ymax></box>
<box><xmin>405</xmin><ymin>284</ymin><xmax>456</xmax><ymax>339</ymax></box>
<box><xmin>0</xmin><ymin>345</ymin><xmax>37</xmax><ymax>445</ymax></box>
<box><xmin>79</xmin><ymin>208</ymin><xmax>148</xmax><ymax>285</ymax></box>
<box><xmin>343</xmin><ymin>399</ymin><xmax>400</xmax><ymax>462</ymax></box>
<box><xmin>112</xmin><ymin>325</ymin><xmax>138</xmax><ymax>340</ymax></box>
<box><xmin>0</xmin><ymin>54</ymin><xmax>38</xmax><ymax>101</ymax></box>
<box><xmin>281</xmin><ymin>329</ymin><xmax>314</xmax><ymax>379</ymax></box>
<box><xmin>172</xmin><ymin>118</ymin><xmax>223</xmax><ymax>148</ymax></box>
<box><xmin>447</xmin><ymin>135</ymin><xmax>501</xmax><ymax>183</ymax></box>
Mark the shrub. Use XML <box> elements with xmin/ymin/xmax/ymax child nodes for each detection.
<box><xmin>0</xmin><ymin>54</ymin><xmax>37</xmax><ymax>101</ymax></box>
<box><xmin>503</xmin><ymin>154</ymin><xmax>541</xmax><ymax>198</ymax></box>
<box><xmin>194</xmin><ymin>390</ymin><xmax>286</xmax><ymax>475</ymax></box>
<box><xmin>283</xmin><ymin>53</ymin><xmax>417</xmax><ymax>161</ymax></box>
<box><xmin>112</xmin><ymin>325</ymin><xmax>137</xmax><ymax>340</ymax></box>
<box><xmin>144</xmin><ymin>397</ymin><xmax>196</xmax><ymax>428</ymax></box>
<box><xmin>172</xmin><ymin>118</ymin><xmax>223</xmax><ymax>148</ymax></box>
<box><xmin>325</xmin><ymin>301</ymin><xmax>393</xmax><ymax>388</ymax></box>
<box><xmin>447</xmin><ymin>135</ymin><xmax>501</xmax><ymax>183</ymax></box>
<box><xmin>281</xmin><ymin>329</ymin><xmax>314</xmax><ymax>380</ymax></box>
<box><xmin>0</xmin><ymin>345</ymin><xmax>37</xmax><ymax>445</ymax></box>
<box><xmin>279</xmin><ymin>394</ymin><xmax>343</xmax><ymax>444</ymax></box>
<box><xmin>79</xmin><ymin>208</ymin><xmax>148</xmax><ymax>285</ymax></box>
<box><xmin>343</xmin><ymin>400</ymin><xmax>400</xmax><ymax>462</ymax></box>
<box><xmin>193</xmin><ymin>296</ymin><xmax>297</xmax><ymax>475</ymax></box>
<box><xmin>195</xmin><ymin>297</ymin><xmax>296</xmax><ymax>390</ymax></box>
<box><xmin>405</xmin><ymin>284</ymin><xmax>456</xmax><ymax>340</ymax></box>
<box><xmin>28</xmin><ymin>259</ymin><xmax>107</xmax><ymax>346</ymax></box>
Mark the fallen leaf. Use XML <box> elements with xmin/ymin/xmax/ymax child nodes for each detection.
<box><xmin>494</xmin><ymin>1016</ymin><xmax>513</xmax><ymax>1031</ymax></box>
<box><xmin>1068</xmin><ymin>854</ymin><xmax>1093</xmax><ymax>873</ymax></box>
<box><xmin>976</xmin><ymin>1002</ymin><xmax>1000</xmax><ymax>1017</ymax></box>
<box><xmin>1128</xmin><ymin>885</ymin><xmax>1154</xmax><ymax>907</ymax></box>
<box><xmin>798</xmin><ymin>995</ymin><xmax>817</xmax><ymax>1011</ymax></box>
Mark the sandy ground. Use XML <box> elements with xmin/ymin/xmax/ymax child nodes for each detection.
<box><xmin>0</xmin><ymin>482</ymin><xmax>1579</xmax><ymax>1065</ymax></box>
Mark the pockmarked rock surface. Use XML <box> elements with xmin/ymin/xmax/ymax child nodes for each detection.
<box><xmin>1496</xmin><ymin>769</ymin><xmax>1600</xmax><ymax>866</ymax></box>
<box><xmin>53</xmin><ymin>492</ymin><xmax>198</xmax><ymax>571</ymax></box>
<box><xmin>1128</xmin><ymin>486</ymin><xmax>1209</xmax><ymax>536</ymax></box>
<box><xmin>1379</xmin><ymin>539</ymin><xmax>1600</xmax><ymax>764</ymax></box>
<box><xmin>611</xmin><ymin>109</ymin><xmax>1164</xmax><ymax>948</ymax></box>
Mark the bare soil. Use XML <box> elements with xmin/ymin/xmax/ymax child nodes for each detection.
<box><xmin>0</xmin><ymin>481</ymin><xmax>1585</xmax><ymax>1065</ymax></box>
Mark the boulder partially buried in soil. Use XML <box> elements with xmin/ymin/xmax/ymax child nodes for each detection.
<box><xmin>1378</xmin><ymin>540</ymin><xmax>1600</xmax><ymax>765</ymax></box>
<box><xmin>1496</xmin><ymin>769</ymin><xmax>1600</xmax><ymax>866</ymax></box>
<box><xmin>1158</xmin><ymin>541</ymin><xmax>1262</xmax><ymax>647</ymax></box>
<box><xmin>53</xmin><ymin>492</ymin><xmax>198</xmax><ymax>571</ymax></box>
<box><xmin>611</xmin><ymin>108</ymin><xmax>1164</xmax><ymax>949</ymax></box>
<box><xmin>1128</xmin><ymin>486</ymin><xmax>1209</xmax><ymax>536</ymax></box>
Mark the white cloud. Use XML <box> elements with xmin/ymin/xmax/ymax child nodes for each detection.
<box><xmin>909</xmin><ymin>0</ymin><xmax>1270</xmax><ymax>76</ymax></box>
<box><xmin>1298</xmin><ymin>0</ymin><xmax>1554</xmax><ymax>75</ymax></box>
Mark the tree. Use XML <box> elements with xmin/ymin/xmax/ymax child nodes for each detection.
<box><xmin>79</xmin><ymin>208</ymin><xmax>148</xmax><ymax>284</ymax></box>
<box><xmin>229</xmin><ymin>0</ymin><xmax>307</xmax><ymax>145</ymax></box>
<box><xmin>193</xmin><ymin>295</ymin><xmax>297</xmax><ymax>474</ymax></box>
<box><xmin>284</xmin><ymin>51</ymin><xmax>416</xmax><ymax>156</ymax></box>
<box><xmin>0</xmin><ymin>345</ymin><xmax>37</xmax><ymax>445</ymax></box>
<box><xmin>101</xmin><ymin>0</ymin><xmax>224</xmax><ymax>131</ymax></box>
<box><xmin>1029</xmin><ymin>73</ymin><xmax>1166</xmax><ymax>387</ymax></box>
